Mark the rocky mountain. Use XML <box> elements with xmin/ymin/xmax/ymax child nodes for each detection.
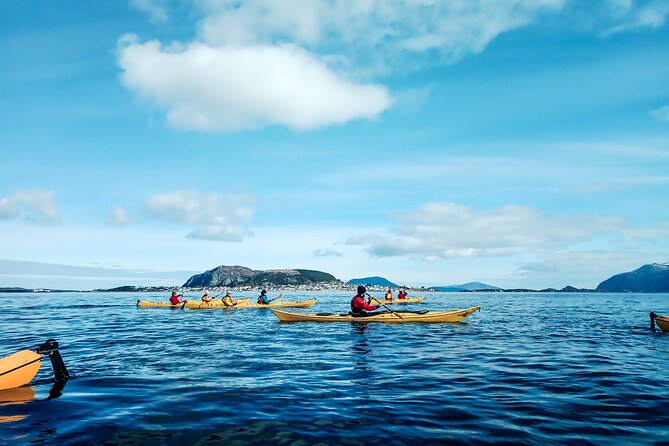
<box><xmin>431</xmin><ymin>282</ymin><xmax>501</xmax><ymax>292</ymax></box>
<box><xmin>596</xmin><ymin>263</ymin><xmax>669</xmax><ymax>292</ymax></box>
<box><xmin>347</xmin><ymin>276</ymin><xmax>398</xmax><ymax>287</ymax></box>
<box><xmin>183</xmin><ymin>265</ymin><xmax>339</xmax><ymax>288</ymax></box>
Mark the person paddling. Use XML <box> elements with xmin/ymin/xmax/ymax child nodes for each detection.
<box><xmin>201</xmin><ymin>291</ymin><xmax>212</xmax><ymax>303</ymax></box>
<box><xmin>257</xmin><ymin>289</ymin><xmax>270</xmax><ymax>305</ymax></box>
<box><xmin>397</xmin><ymin>288</ymin><xmax>408</xmax><ymax>299</ymax></box>
<box><xmin>384</xmin><ymin>288</ymin><xmax>393</xmax><ymax>301</ymax></box>
<box><xmin>169</xmin><ymin>291</ymin><xmax>185</xmax><ymax>305</ymax></box>
<box><xmin>222</xmin><ymin>291</ymin><xmax>237</xmax><ymax>307</ymax></box>
<box><xmin>351</xmin><ymin>286</ymin><xmax>380</xmax><ymax>317</ymax></box>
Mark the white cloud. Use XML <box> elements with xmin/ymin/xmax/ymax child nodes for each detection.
<box><xmin>313</xmin><ymin>248</ymin><xmax>343</xmax><ymax>257</ymax></box>
<box><xmin>118</xmin><ymin>0</ymin><xmax>570</xmax><ymax>132</ymax></box>
<box><xmin>118</xmin><ymin>36</ymin><xmax>391</xmax><ymax>132</ymax></box>
<box><xmin>198</xmin><ymin>0</ymin><xmax>565</xmax><ymax>63</ymax></box>
<box><xmin>0</xmin><ymin>190</ymin><xmax>60</xmax><ymax>224</ymax></box>
<box><xmin>144</xmin><ymin>189</ymin><xmax>253</xmax><ymax>241</ymax></box>
<box><xmin>106</xmin><ymin>207</ymin><xmax>131</xmax><ymax>226</ymax></box>
<box><xmin>603</xmin><ymin>0</ymin><xmax>669</xmax><ymax>35</ymax></box>
<box><xmin>651</xmin><ymin>105</ymin><xmax>669</xmax><ymax>121</ymax></box>
<box><xmin>348</xmin><ymin>202</ymin><xmax>625</xmax><ymax>260</ymax></box>
<box><xmin>129</xmin><ymin>0</ymin><xmax>168</xmax><ymax>23</ymax></box>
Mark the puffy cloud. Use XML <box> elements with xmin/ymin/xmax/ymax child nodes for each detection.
<box><xmin>118</xmin><ymin>36</ymin><xmax>391</xmax><ymax>132</ymax></box>
<box><xmin>0</xmin><ymin>190</ymin><xmax>60</xmax><ymax>224</ymax></box>
<box><xmin>144</xmin><ymin>189</ymin><xmax>253</xmax><ymax>241</ymax></box>
<box><xmin>348</xmin><ymin>202</ymin><xmax>625</xmax><ymax>260</ymax></box>
<box><xmin>106</xmin><ymin>207</ymin><xmax>131</xmax><ymax>226</ymax></box>
<box><xmin>118</xmin><ymin>0</ymin><xmax>569</xmax><ymax>132</ymax></box>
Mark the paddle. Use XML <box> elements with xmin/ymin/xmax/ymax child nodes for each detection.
<box><xmin>366</xmin><ymin>293</ymin><xmax>404</xmax><ymax>321</ymax></box>
<box><xmin>268</xmin><ymin>293</ymin><xmax>283</xmax><ymax>303</ymax></box>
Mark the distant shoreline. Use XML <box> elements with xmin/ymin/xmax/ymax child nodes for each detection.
<box><xmin>1</xmin><ymin>285</ymin><xmax>646</xmax><ymax>294</ymax></box>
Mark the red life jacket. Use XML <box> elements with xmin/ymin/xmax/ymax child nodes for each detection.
<box><xmin>169</xmin><ymin>295</ymin><xmax>181</xmax><ymax>305</ymax></box>
<box><xmin>351</xmin><ymin>295</ymin><xmax>378</xmax><ymax>314</ymax></box>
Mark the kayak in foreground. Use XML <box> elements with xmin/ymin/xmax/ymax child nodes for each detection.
<box><xmin>650</xmin><ymin>312</ymin><xmax>669</xmax><ymax>331</ymax></box>
<box><xmin>0</xmin><ymin>339</ymin><xmax>69</xmax><ymax>391</ymax></box>
<box><xmin>370</xmin><ymin>297</ymin><xmax>424</xmax><ymax>305</ymax></box>
<box><xmin>232</xmin><ymin>298</ymin><xmax>317</xmax><ymax>309</ymax></box>
<box><xmin>272</xmin><ymin>306</ymin><xmax>481</xmax><ymax>323</ymax></box>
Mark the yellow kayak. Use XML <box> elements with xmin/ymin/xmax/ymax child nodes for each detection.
<box><xmin>370</xmin><ymin>297</ymin><xmax>424</xmax><ymax>305</ymax></box>
<box><xmin>651</xmin><ymin>312</ymin><xmax>669</xmax><ymax>331</ymax></box>
<box><xmin>232</xmin><ymin>298</ymin><xmax>318</xmax><ymax>309</ymax></box>
<box><xmin>0</xmin><ymin>350</ymin><xmax>42</xmax><ymax>391</ymax></box>
<box><xmin>136</xmin><ymin>300</ymin><xmax>187</xmax><ymax>308</ymax></box>
<box><xmin>0</xmin><ymin>339</ymin><xmax>69</xmax><ymax>391</ymax></box>
<box><xmin>272</xmin><ymin>306</ymin><xmax>481</xmax><ymax>323</ymax></box>
<box><xmin>184</xmin><ymin>298</ymin><xmax>251</xmax><ymax>310</ymax></box>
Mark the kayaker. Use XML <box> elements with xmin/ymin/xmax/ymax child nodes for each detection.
<box><xmin>201</xmin><ymin>291</ymin><xmax>212</xmax><ymax>303</ymax></box>
<box><xmin>351</xmin><ymin>286</ymin><xmax>379</xmax><ymax>317</ymax></box>
<box><xmin>384</xmin><ymin>288</ymin><xmax>393</xmax><ymax>301</ymax></box>
<box><xmin>258</xmin><ymin>289</ymin><xmax>270</xmax><ymax>305</ymax></box>
<box><xmin>222</xmin><ymin>291</ymin><xmax>236</xmax><ymax>307</ymax></box>
<box><xmin>169</xmin><ymin>291</ymin><xmax>185</xmax><ymax>305</ymax></box>
<box><xmin>397</xmin><ymin>288</ymin><xmax>408</xmax><ymax>299</ymax></box>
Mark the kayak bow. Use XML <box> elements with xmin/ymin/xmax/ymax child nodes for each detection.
<box><xmin>0</xmin><ymin>339</ymin><xmax>69</xmax><ymax>391</ymax></box>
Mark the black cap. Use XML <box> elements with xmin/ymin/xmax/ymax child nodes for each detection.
<box><xmin>357</xmin><ymin>285</ymin><xmax>366</xmax><ymax>295</ymax></box>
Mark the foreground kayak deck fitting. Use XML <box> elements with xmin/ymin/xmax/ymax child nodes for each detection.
<box><xmin>272</xmin><ymin>306</ymin><xmax>481</xmax><ymax>323</ymax></box>
<box><xmin>0</xmin><ymin>339</ymin><xmax>69</xmax><ymax>391</ymax></box>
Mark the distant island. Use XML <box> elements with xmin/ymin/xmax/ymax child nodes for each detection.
<box><xmin>0</xmin><ymin>287</ymin><xmax>79</xmax><ymax>293</ymax></box>
<box><xmin>431</xmin><ymin>282</ymin><xmax>501</xmax><ymax>292</ymax></box>
<box><xmin>183</xmin><ymin>265</ymin><xmax>339</xmax><ymax>288</ymax></box>
<box><xmin>596</xmin><ymin>263</ymin><xmax>669</xmax><ymax>292</ymax></box>
<box><xmin>347</xmin><ymin>276</ymin><xmax>399</xmax><ymax>288</ymax></box>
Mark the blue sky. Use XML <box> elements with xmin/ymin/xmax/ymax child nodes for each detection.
<box><xmin>2</xmin><ymin>0</ymin><xmax>669</xmax><ymax>290</ymax></box>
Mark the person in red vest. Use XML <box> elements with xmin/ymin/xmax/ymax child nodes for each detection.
<box><xmin>397</xmin><ymin>288</ymin><xmax>408</xmax><ymax>299</ymax></box>
<box><xmin>169</xmin><ymin>291</ymin><xmax>185</xmax><ymax>305</ymax></box>
<box><xmin>350</xmin><ymin>286</ymin><xmax>380</xmax><ymax>316</ymax></box>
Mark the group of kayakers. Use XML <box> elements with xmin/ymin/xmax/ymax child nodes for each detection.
<box><xmin>168</xmin><ymin>289</ymin><xmax>275</xmax><ymax>307</ymax></box>
<box><xmin>167</xmin><ymin>285</ymin><xmax>409</xmax><ymax>316</ymax></box>
<box><xmin>384</xmin><ymin>287</ymin><xmax>409</xmax><ymax>301</ymax></box>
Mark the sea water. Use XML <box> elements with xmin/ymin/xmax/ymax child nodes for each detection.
<box><xmin>1</xmin><ymin>291</ymin><xmax>668</xmax><ymax>445</ymax></box>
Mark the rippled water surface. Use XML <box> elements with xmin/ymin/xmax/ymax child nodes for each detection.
<box><xmin>1</xmin><ymin>291</ymin><xmax>668</xmax><ymax>445</ymax></box>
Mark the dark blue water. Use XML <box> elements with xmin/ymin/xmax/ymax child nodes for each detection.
<box><xmin>1</xmin><ymin>291</ymin><xmax>668</xmax><ymax>445</ymax></box>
